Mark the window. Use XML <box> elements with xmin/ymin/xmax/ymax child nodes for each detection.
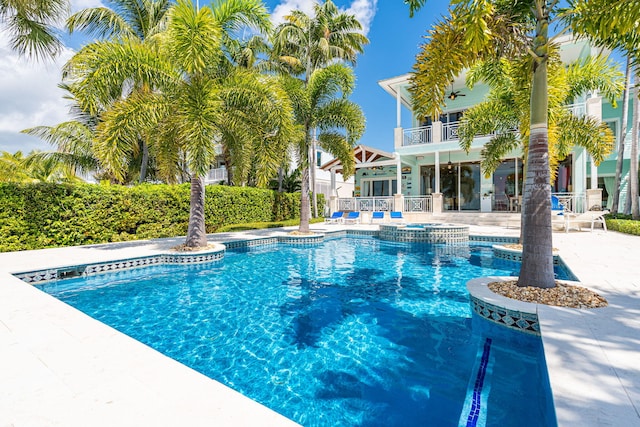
<box><xmin>317</xmin><ymin>151</ymin><xmax>322</xmax><ymax>167</ymax></box>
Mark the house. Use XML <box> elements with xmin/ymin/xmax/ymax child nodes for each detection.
<box><xmin>321</xmin><ymin>35</ymin><xmax>635</xmax><ymax>217</ymax></box>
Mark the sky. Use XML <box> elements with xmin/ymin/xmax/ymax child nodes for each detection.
<box><xmin>0</xmin><ymin>0</ymin><xmax>456</xmax><ymax>155</ymax></box>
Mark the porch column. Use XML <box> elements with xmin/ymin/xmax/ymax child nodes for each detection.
<box><xmin>432</xmin><ymin>121</ymin><xmax>443</xmax><ymax>144</ymax></box>
<box><xmin>586</xmin><ymin>95</ymin><xmax>603</xmax><ymax>190</ymax></box>
<box><xmin>396</xmin><ymin>86</ymin><xmax>402</xmax><ymax>127</ymax></box>
<box><xmin>432</xmin><ymin>151</ymin><xmax>443</xmax><ymax>213</ymax></box>
<box><xmin>330</xmin><ymin>168</ymin><xmax>336</xmax><ymax>194</ymax></box>
<box><xmin>434</xmin><ymin>151</ymin><xmax>441</xmax><ymax>193</ymax></box>
<box><xmin>395</xmin><ymin>153</ymin><xmax>402</xmax><ymax>195</ymax></box>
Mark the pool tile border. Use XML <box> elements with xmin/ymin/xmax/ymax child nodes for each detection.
<box><xmin>467</xmin><ymin>277</ymin><xmax>541</xmax><ymax>335</ymax></box>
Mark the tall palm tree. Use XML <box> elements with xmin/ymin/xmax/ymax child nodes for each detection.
<box><xmin>64</xmin><ymin>0</ymin><xmax>296</xmax><ymax>248</ymax></box>
<box><xmin>280</xmin><ymin>64</ymin><xmax>364</xmax><ymax>232</ymax></box>
<box><xmin>0</xmin><ymin>151</ymin><xmax>31</xmax><ymax>182</ymax></box>
<box><xmin>0</xmin><ymin>0</ymin><xmax>67</xmax><ymax>59</ymax></box>
<box><xmin>66</xmin><ymin>0</ymin><xmax>172</xmax><ymax>183</ymax></box>
<box><xmin>408</xmin><ymin>0</ymin><xmax>638</xmax><ymax>288</ymax></box>
<box><xmin>272</xmin><ymin>0</ymin><xmax>368</xmax><ymax>229</ymax></box>
<box><xmin>567</xmin><ymin>5</ymin><xmax>640</xmax><ymax>219</ymax></box>
<box><xmin>458</xmin><ymin>53</ymin><xmax>622</xmax><ymax>181</ymax></box>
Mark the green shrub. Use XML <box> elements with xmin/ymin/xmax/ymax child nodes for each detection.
<box><xmin>605</xmin><ymin>217</ymin><xmax>640</xmax><ymax>236</ymax></box>
<box><xmin>0</xmin><ymin>183</ymin><xmax>303</xmax><ymax>252</ymax></box>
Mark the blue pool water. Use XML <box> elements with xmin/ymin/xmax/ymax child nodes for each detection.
<box><xmin>37</xmin><ymin>237</ymin><xmax>561</xmax><ymax>426</ymax></box>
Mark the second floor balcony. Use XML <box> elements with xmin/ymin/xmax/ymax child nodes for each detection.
<box><xmin>401</xmin><ymin>102</ymin><xmax>588</xmax><ymax>148</ymax></box>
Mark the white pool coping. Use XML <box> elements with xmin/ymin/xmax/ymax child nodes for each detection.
<box><xmin>1</xmin><ymin>224</ymin><xmax>639</xmax><ymax>426</ymax></box>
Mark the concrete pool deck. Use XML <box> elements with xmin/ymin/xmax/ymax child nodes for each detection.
<box><xmin>0</xmin><ymin>225</ymin><xmax>638</xmax><ymax>426</ymax></box>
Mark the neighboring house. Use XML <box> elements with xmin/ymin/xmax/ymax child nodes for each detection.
<box><xmin>321</xmin><ymin>35</ymin><xmax>635</xmax><ymax>215</ymax></box>
<box><xmin>204</xmin><ymin>144</ymin><xmax>354</xmax><ymax>214</ymax></box>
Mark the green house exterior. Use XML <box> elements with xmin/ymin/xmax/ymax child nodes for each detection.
<box><xmin>321</xmin><ymin>35</ymin><xmax>635</xmax><ymax>217</ymax></box>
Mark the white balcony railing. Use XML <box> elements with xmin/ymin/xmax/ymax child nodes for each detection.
<box><xmin>443</xmin><ymin>121</ymin><xmax>460</xmax><ymax>141</ymax></box>
<box><xmin>403</xmin><ymin>126</ymin><xmax>432</xmax><ymax>146</ymax></box>
<box><xmin>404</xmin><ymin>196</ymin><xmax>432</xmax><ymax>213</ymax></box>
<box><xmin>205</xmin><ymin>167</ymin><xmax>228</xmax><ymax>183</ymax></box>
<box><xmin>566</xmin><ymin>103</ymin><xmax>586</xmax><ymax>117</ymax></box>
<box><xmin>338</xmin><ymin>197</ymin><xmax>394</xmax><ymax>212</ymax></box>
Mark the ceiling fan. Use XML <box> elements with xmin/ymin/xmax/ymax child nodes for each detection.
<box><xmin>448</xmin><ymin>83</ymin><xmax>465</xmax><ymax>100</ymax></box>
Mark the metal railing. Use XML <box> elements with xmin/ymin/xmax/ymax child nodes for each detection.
<box><xmin>205</xmin><ymin>167</ymin><xmax>227</xmax><ymax>183</ymax></box>
<box><xmin>443</xmin><ymin>121</ymin><xmax>460</xmax><ymax>141</ymax></box>
<box><xmin>566</xmin><ymin>103</ymin><xmax>586</xmax><ymax>117</ymax></box>
<box><xmin>404</xmin><ymin>196</ymin><xmax>432</xmax><ymax>212</ymax></box>
<box><xmin>403</xmin><ymin>126</ymin><xmax>432</xmax><ymax>146</ymax></box>
<box><xmin>552</xmin><ymin>192</ymin><xmax>586</xmax><ymax>213</ymax></box>
<box><xmin>338</xmin><ymin>197</ymin><xmax>395</xmax><ymax>212</ymax></box>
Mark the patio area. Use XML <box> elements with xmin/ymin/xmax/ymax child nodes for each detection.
<box><xmin>0</xmin><ymin>224</ymin><xmax>638</xmax><ymax>426</ymax></box>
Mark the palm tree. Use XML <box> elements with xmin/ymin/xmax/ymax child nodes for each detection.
<box><xmin>66</xmin><ymin>0</ymin><xmax>172</xmax><ymax>183</ymax></box>
<box><xmin>64</xmin><ymin>0</ymin><xmax>296</xmax><ymax>248</ymax></box>
<box><xmin>407</xmin><ymin>0</ymin><xmax>639</xmax><ymax>289</ymax></box>
<box><xmin>272</xmin><ymin>0</ymin><xmax>368</xmax><ymax>230</ymax></box>
<box><xmin>458</xmin><ymin>53</ymin><xmax>622</xmax><ymax>182</ymax></box>
<box><xmin>0</xmin><ymin>0</ymin><xmax>67</xmax><ymax>59</ymax></box>
<box><xmin>567</xmin><ymin>6</ymin><xmax>640</xmax><ymax>219</ymax></box>
<box><xmin>280</xmin><ymin>64</ymin><xmax>365</xmax><ymax>233</ymax></box>
<box><xmin>0</xmin><ymin>151</ymin><xmax>31</xmax><ymax>182</ymax></box>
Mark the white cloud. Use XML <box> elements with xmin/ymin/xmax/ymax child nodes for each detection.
<box><xmin>0</xmin><ymin>29</ymin><xmax>75</xmax><ymax>153</ymax></box>
<box><xmin>271</xmin><ymin>0</ymin><xmax>377</xmax><ymax>35</ymax></box>
<box><xmin>70</xmin><ymin>0</ymin><xmax>104</xmax><ymax>12</ymax></box>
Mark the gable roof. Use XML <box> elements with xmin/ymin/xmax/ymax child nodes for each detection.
<box><xmin>320</xmin><ymin>144</ymin><xmax>396</xmax><ymax>174</ymax></box>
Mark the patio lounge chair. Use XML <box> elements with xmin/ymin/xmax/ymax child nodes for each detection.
<box><xmin>325</xmin><ymin>211</ymin><xmax>344</xmax><ymax>224</ymax></box>
<box><xmin>390</xmin><ymin>211</ymin><xmax>405</xmax><ymax>223</ymax></box>
<box><xmin>343</xmin><ymin>211</ymin><xmax>361</xmax><ymax>224</ymax></box>
<box><xmin>563</xmin><ymin>209</ymin><xmax>609</xmax><ymax>232</ymax></box>
<box><xmin>370</xmin><ymin>211</ymin><xmax>385</xmax><ymax>224</ymax></box>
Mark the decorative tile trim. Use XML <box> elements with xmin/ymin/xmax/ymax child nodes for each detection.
<box><xmin>379</xmin><ymin>224</ymin><xmax>469</xmax><ymax>244</ymax></box>
<box><xmin>469</xmin><ymin>295</ymin><xmax>540</xmax><ymax>335</ymax></box>
<box><xmin>492</xmin><ymin>245</ymin><xmax>561</xmax><ymax>265</ymax></box>
<box><xmin>277</xmin><ymin>234</ymin><xmax>323</xmax><ymax>245</ymax></box>
<box><xmin>470</xmin><ymin>235</ymin><xmax>519</xmax><ymax>244</ymax></box>
<box><xmin>15</xmin><ymin>248</ymin><xmax>226</xmax><ymax>285</ymax></box>
<box><xmin>346</xmin><ymin>229</ymin><xmax>380</xmax><ymax>237</ymax></box>
<box><xmin>163</xmin><ymin>251</ymin><xmax>224</xmax><ymax>264</ymax></box>
<box><xmin>224</xmin><ymin>238</ymin><xmax>278</xmax><ymax>249</ymax></box>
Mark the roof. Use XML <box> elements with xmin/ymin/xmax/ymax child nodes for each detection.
<box><xmin>319</xmin><ymin>144</ymin><xmax>396</xmax><ymax>174</ymax></box>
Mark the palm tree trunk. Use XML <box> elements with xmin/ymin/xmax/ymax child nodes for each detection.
<box><xmin>630</xmin><ymin>70</ymin><xmax>639</xmax><ymax>219</ymax></box>
<box><xmin>278</xmin><ymin>167</ymin><xmax>284</xmax><ymax>192</ymax></box>
<box><xmin>139</xmin><ymin>139</ymin><xmax>149</xmax><ymax>183</ymax></box>
<box><xmin>611</xmin><ymin>58</ymin><xmax>631</xmax><ymax>213</ymax></box>
<box><xmin>519</xmin><ymin>9</ymin><xmax>555</xmax><ymax>289</ymax></box>
<box><xmin>310</xmin><ymin>138</ymin><xmax>318</xmax><ymax>218</ymax></box>
<box><xmin>299</xmin><ymin>165</ymin><xmax>311</xmax><ymax>233</ymax></box>
<box><xmin>185</xmin><ymin>175</ymin><xmax>208</xmax><ymax>248</ymax></box>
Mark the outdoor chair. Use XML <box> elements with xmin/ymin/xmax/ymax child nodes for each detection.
<box><xmin>343</xmin><ymin>211</ymin><xmax>361</xmax><ymax>224</ymax></box>
<box><xmin>370</xmin><ymin>211</ymin><xmax>385</xmax><ymax>224</ymax></box>
<box><xmin>390</xmin><ymin>211</ymin><xmax>406</xmax><ymax>223</ymax></box>
<box><xmin>325</xmin><ymin>211</ymin><xmax>344</xmax><ymax>224</ymax></box>
<box><xmin>563</xmin><ymin>209</ymin><xmax>609</xmax><ymax>232</ymax></box>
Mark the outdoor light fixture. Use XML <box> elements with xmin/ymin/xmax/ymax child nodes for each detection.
<box><xmin>447</xmin><ymin>151</ymin><xmax>452</xmax><ymax>170</ymax></box>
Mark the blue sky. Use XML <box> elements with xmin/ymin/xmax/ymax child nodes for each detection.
<box><xmin>0</xmin><ymin>0</ymin><xmax>454</xmax><ymax>155</ymax></box>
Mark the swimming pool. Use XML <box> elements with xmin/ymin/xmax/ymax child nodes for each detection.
<box><xmin>36</xmin><ymin>237</ymin><xmax>560</xmax><ymax>426</ymax></box>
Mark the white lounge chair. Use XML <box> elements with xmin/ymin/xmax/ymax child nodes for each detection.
<box><xmin>343</xmin><ymin>211</ymin><xmax>361</xmax><ymax>224</ymax></box>
<box><xmin>563</xmin><ymin>210</ymin><xmax>609</xmax><ymax>232</ymax></box>
<box><xmin>325</xmin><ymin>211</ymin><xmax>344</xmax><ymax>224</ymax></box>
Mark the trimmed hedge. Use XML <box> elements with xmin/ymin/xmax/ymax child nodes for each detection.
<box><xmin>604</xmin><ymin>214</ymin><xmax>640</xmax><ymax>236</ymax></box>
<box><xmin>0</xmin><ymin>183</ymin><xmax>322</xmax><ymax>252</ymax></box>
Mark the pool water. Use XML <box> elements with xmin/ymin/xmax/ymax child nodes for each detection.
<box><xmin>37</xmin><ymin>237</ymin><xmax>560</xmax><ymax>426</ymax></box>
